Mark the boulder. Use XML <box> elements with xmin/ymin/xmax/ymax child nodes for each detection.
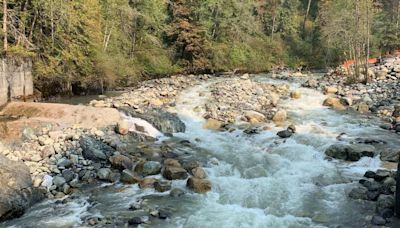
<box><xmin>357</xmin><ymin>103</ymin><xmax>369</xmax><ymax>114</ymax></box>
<box><xmin>163</xmin><ymin>166</ymin><xmax>188</xmax><ymax>180</ymax></box>
<box><xmin>192</xmin><ymin>167</ymin><xmax>207</xmax><ymax>179</ymax></box>
<box><xmin>244</xmin><ymin>111</ymin><xmax>265</xmax><ymax>124</ymax></box>
<box><xmin>119</xmin><ymin>107</ymin><xmax>186</xmax><ymax>134</ymax></box>
<box><xmin>348</xmin><ymin>186</ymin><xmax>368</xmax><ymax>200</ymax></box>
<box><xmin>186</xmin><ymin>177</ymin><xmax>212</xmax><ymax>193</ymax></box>
<box><xmin>272</xmin><ymin>110</ymin><xmax>287</xmax><ymax>123</ymax></box>
<box><xmin>109</xmin><ymin>155</ymin><xmax>133</xmax><ymax>171</ymax></box>
<box><xmin>277</xmin><ymin>130</ymin><xmax>293</xmax><ymax>138</ymax></box>
<box><xmin>135</xmin><ymin>161</ymin><xmax>162</xmax><ymax>176</ymax></box>
<box><xmin>139</xmin><ymin>178</ymin><xmax>157</xmax><ymax>189</ymax></box>
<box><xmin>371</xmin><ymin>215</ymin><xmax>386</xmax><ymax>225</ymax></box>
<box><xmin>324</xmin><ymin>86</ymin><xmax>338</xmax><ymax>94</ymax></box>
<box><xmin>325</xmin><ymin>144</ymin><xmax>375</xmax><ymax>161</ymax></box>
<box><xmin>376</xmin><ymin>194</ymin><xmax>394</xmax><ymax>214</ymax></box>
<box><xmin>290</xmin><ymin>90</ymin><xmax>301</xmax><ymax>99</ymax></box>
<box><xmin>380</xmin><ymin>149</ymin><xmax>400</xmax><ymax>162</ymax></box>
<box><xmin>325</xmin><ymin>144</ymin><xmax>348</xmax><ymax>160</ymax></box>
<box><xmin>0</xmin><ymin>155</ymin><xmax>44</xmax><ymax>221</ymax></box>
<box><xmin>347</xmin><ymin>144</ymin><xmax>375</xmax><ymax>159</ymax></box>
<box><xmin>79</xmin><ymin>136</ymin><xmax>115</xmax><ymax>161</ymax></box>
<box><xmin>323</xmin><ymin>97</ymin><xmax>345</xmax><ymax>110</ymax></box>
<box><xmin>97</xmin><ymin>168</ymin><xmax>112</xmax><ymax>181</ymax></box>
<box><xmin>116</xmin><ymin>120</ymin><xmax>129</xmax><ymax>135</ymax></box>
<box><xmin>154</xmin><ymin>180</ymin><xmax>172</xmax><ymax>192</ymax></box>
<box><xmin>120</xmin><ymin>169</ymin><xmax>140</xmax><ymax>184</ymax></box>
<box><xmin>203</xmin><ymin>118</ymin><xmax>223</xmax><ymax>130</ymax></box>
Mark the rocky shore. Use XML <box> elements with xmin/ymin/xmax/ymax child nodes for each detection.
<box><xmin>0</xmin><ymin>73</ymin><xmax>296</xmax><ymax>225</ymax></box>
<box><xmin>302</xmin><ymin>57</ymin><xmax>400</xmax><ymax>134</ymax></box>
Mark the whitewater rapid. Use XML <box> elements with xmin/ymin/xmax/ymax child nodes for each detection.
<box><xmin>3</xmin><ymin>74</ymin><xmax>400</xmax><ymax>228</ymax></box>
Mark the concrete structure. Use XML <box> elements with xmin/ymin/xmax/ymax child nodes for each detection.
<box><xmin>0</xmin><ymin>58</ymin><xmax>33</xmax><ymax>106</ymax></box>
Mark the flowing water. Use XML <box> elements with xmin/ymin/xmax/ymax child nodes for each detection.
<box><xmin>3</xmin><ymin>74</ymin><xmax>400</xmax><ymax>228</ymax></box>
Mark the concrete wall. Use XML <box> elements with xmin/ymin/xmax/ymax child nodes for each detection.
<box><xmin>0</xmin><ymin>58</ymin><xmax>33</xmax><ymax>106</ymax></box>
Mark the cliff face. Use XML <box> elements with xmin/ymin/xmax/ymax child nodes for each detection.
<box><xmin>0</xmin><ymin>58</ymin><xmax>33</xmax><ymax>106</ymax></box>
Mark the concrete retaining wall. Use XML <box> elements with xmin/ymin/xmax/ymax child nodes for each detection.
<box><xmin>0</xmin><ymin>58</ymin><xmax>33</xmax><ymax>106</ymax></box>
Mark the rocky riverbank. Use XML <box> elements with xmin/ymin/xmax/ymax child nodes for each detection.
<box><xmin>302</xmin><ymin>57</ymin><xmax>400</xmax><ymax>134</ymax></box>
<box><xmin>0</xmin><ymin>73</ymin><xmax>296</xmax><ymax>225</ymax></box>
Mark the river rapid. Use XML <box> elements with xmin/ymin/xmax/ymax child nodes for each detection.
<box><xmin>3</xmin><ymin>74</ymin><xmax>400</xmax><ymax>228</ymax></box>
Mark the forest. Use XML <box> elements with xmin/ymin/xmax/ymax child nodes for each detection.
<box><xmin>1</xmin><ymin>0</ymin><xmax>400</xmax><ymax>95</ymax></box>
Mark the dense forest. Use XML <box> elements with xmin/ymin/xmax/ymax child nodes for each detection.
<box><xmin>1</xmin><ymin>0</ymin><xmax>400</xmax><ymax>95</ymax></box>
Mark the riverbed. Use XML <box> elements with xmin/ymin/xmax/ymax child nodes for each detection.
<box><xmin>3</xmin><ymin>74</ymin><xmax>400</xmax><ymax>228</ymax></box>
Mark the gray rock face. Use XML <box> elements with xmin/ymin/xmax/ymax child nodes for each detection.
<box><xmin>380</xmin><ymin>148</ymin><xmax>400</xmax><ymax>162</ymax></box>
<box><xmin>79</xmin><ymin>136</ymin><xmax>115</xmax><ymax>161</ymax></box>
<box><xmin>119</xmin><ymin>107</ymin><xmax>186</xmax><ymax>134</ymax></box>
<box><xmin>325</xmin><ymin>144</ymin><xmax>375</xmax><ymax>161</ymax></box>
<box><xmin>0</xmin><ymin>155</ymin><xmax>44</xmax><ymax>221</ymax></box>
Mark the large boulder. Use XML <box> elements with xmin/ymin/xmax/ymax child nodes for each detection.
<box><xmin>325</xmin><ymin>144</ymin><xmax>375</xmax><ymax>161</ymax></box>
<box><xmin>380</xmin><ymin>149</ymin><xmax>400</xmax><ymax>162</ymax></box>
<box><xmin>0</xmin><ymin>155</ymin><xmax>44</xmax><ymax>221</ymax></box>
<box><xmin>186</xmin><ymin>177</ymin><xmax>212</xmax><ymax>193</ymax></box>
<box><xmin>119</xmin><ymin>107</ymin><xmax>185</xmax><ymax>134</ymax></box>
<box><xmin>80</xmin><ymin>136</ymin><xmax>115</xmax><ymax>161</ymax></box>
<box><xmin>163</xmin><ymin>166</ymin><xmax>188</xmax><ymax>180</ymax></box>
<box><xmin>323</xmin><ymin>97</ymin><xmax>345</xmax><ymax>110</ymax></box>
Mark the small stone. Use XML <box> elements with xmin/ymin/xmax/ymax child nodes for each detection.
<box><xmin>192</xmin><ymin>167</ymin><xmax>207</xmax><ymax>179</ymax></box>
<box><xmin>290</xmin><ymin>90</ymin><xmax>301</xmax><ymax>99</ymax></box>
<box><xmin>158</xmin><ymin>208</ymin><xmax>172</xmax><ymax>219</ymax></box>
<box><xmin>277</xmin><ymin>130</ymin><xmax>292</xmax><ymax>138</ymax></box>
<box><xmin>57</xmin><ymin>158</ymin><xmax>73</xmax><ymax>168</ymax></box>
<box><xmin>62</xmin><ymin>169</ymin><xmax>75</xmax><ymax>182</ymax></box>
<box><xmin>53</xmin><ymin>176</ymin><xmax>66</xmax><ymax>188</ymax></box>
<box><xmin>128</xmin><ymin>217</ymin><xmax>143</xmax><ymax>225</ymax></box>
<box><xmin>97</xmin><ymin>168</ymin><xmax>111</xmax><ymax>181</ymax></box>
<box><xmin>116</xmin><ymin>120</ymin><xmax>129</xmax><ymax>135</ymax></box>
<box><xmin>109</xmin><ymin>155</ymin><xmax>133</xmax><ymax>171</ymax></box>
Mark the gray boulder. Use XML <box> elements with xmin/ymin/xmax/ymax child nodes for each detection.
<box><xmin>79</xmin><ymin>136</ymin><xmax>115</xmax><ymax>161</ymax></box>
<box><xmin>0</xmin><ymin>155</ymin><xmax>44</xmax><ymax>221</ymax></box>
<box><xmin>119</xmin><ymin>107</ymin><xmax>186</xmax><ymax>134</ymax></box>
<box><xmin>380</xmin><ymin>148</ymin><xmax>400</xmax><ymax>162</ymax></box>
<box><xmin>325</xmin><ymin>144</ymin><xmax>375</xmax><ymax>161</ymax></box>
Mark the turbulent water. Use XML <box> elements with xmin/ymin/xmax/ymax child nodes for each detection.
<box><xmin>3</xmin><ymin>74</ymin><xmax>400</xmax><ymax>228</ymax></box>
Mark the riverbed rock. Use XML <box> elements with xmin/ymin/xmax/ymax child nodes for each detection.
<box><xmin>116</xmin><ymin>120</ymin><xmax>129</xmax><ymax>135</ymax></box>
<box><xmin>348</xmin><ymin>186</ymin><xmax>368</xmax><ymax>200</ymax></box>
<box><xmin>120</xmin><ymin>169</ymin><xmax>140</xmax><ymax>184</ymax></box>
<box><xmin>80</xmin><ymin>136</ymin><xmax>115</xmax><ymax>161</ymax></box>
<box><xmin>139</xmin><ymin>178</ymin><xmax>156</xmax><ymax>189</ymax></box>
<box><xmin>154</xmin><ymin>180</ymin><xmax>172</xmax><ymax>192</ymax></box>
<box><xmin>119</xmin><ymin>107</ymin><xmax>186</xmax><ymax>134</ymax></box>
<box><xmin>170</xmin><ymin>188</ymin><xmax>185</xmax><ymax>197</ymax></box>
<box><xmin>290</xmin><ymin>90</ymin><xmax>301</xmax><ymax>99</ymax></box>
<box><xmin>325</xmin><ymin>144</ymin><xmax>375</xmax><ymax>161</ymax></box>
<box><xmin>192</xmin><ymin>167</ymin><xmax>207</xmax><ymax>179</ymax></box>
<box><xmin>244</xmin><ymin>111</ymin><xmax>265</xmax><ymax>124</ymax></box>
<box><xmin>323</xmin><ymin>97</ymin><xmax>345</xmax><ymax>110</ymax></box>
<box><xmin>277</xmin><ymin>130</ymin><xmax>293</xmax><ymax>138</ymax></box>
<box><xmin>325</xmin><ymin>144</ymin><xmax>348</xmax><ymax>160</ymax></box>
<box><xmin>380</xmin><ymin>149</ymin><xmax>400</xmax><ymax>162</ymax></box>
<box><xmin>109</xmin><ymin>155</ymin><xmax>133</xmax><ymax>171</ymax></box>
<box><xmin>135</xmin><ymin>161</ymin><xmax>162</xmax><ymax>176</ymax></box>
<box><xmin>357</xmin><ymin>103</ymin><xmax>370</xmax><ymax>114</ymax></box>
<box><xmin>186</xmin><ymin>177</ymin><xmax>211</xmax><ymax>193</ymax></box>
<box><xmin>324</xmin><ymin>86</ymin><xmax>338</xmax><ymax>94</ymax></box>
<box><xmin>371</xmin><ymin>215</ymin><xmax>386</xmax><ymax>225</ymax></box>
<box><xmin>272</xmin><ymin>110</ymin><xmax>287</xmax><ymax>123</ymax></box>
<box><xmin>97</xmin><ymin>168</ymin><xmax>112</xmax><ymax>181</ymax></box>
<box><xmin>203</xmin><ymin>118</ymin><xmax>223</xmax><ymax>130</ymax></box>
<box><xmin>376</xmin><ymin>194</ymin><xmax>394</xmax><ymax>215</ymax></box>
<box><xmin>0</xmin><ymin>155</ymin><xmax>44</xmax><ymax>221</ymax></box>
<box><xmin>163</xmin><ymin>166</ymin><xmax>188</xmax><ymax>180</ymax></box>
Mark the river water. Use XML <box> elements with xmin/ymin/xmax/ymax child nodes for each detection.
<box><xmin>3</xmin><ymin>74</ymin><xmax>400</xmax><ymax>228</ymax></box>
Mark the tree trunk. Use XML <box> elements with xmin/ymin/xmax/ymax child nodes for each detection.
<box><xmin>364</xmin><ymin>0</ymin><xmax>371</xmax><ymax>83</ymax></box>
<box><xmin>396</xmin><ymin>157</ymin><xmax>400</xmax><ymax>218</ymax></box>
<box><xmin>3</xmin><ymin>0</ymin><xmax>7</xmax><ymax>52</ymax></box>
<box><xmin>271</xmin><ymin>13</ymin><xmax>276</xmax><ymax>39</ymax></box>
<box><xmin>302</xmin><ymin>0</ymin><xmax>312</xmax><ymax>37</ymax></box>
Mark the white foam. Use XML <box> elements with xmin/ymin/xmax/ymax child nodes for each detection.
<box><xmin>120</xmin><ymin>112</ymin><xmax>163</xmax><ymax>138</ymax></box>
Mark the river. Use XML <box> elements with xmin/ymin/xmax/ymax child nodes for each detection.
<box><xmin>3</xmin><ymin>74</ymin><xmax>400</xmax><ymax>228</ymax></box>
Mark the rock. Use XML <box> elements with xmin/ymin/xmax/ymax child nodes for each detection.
<box><xmin>120</xmin><ymin>169</ymin><xmax>140</xmax><ymax>184</ymax></box>
<box><xmin>97</xmin><ymin>168</ymin><xmax>112</xmax><ymax>181</ymax></box>
<box><xmin>277</xmin><ymin>130</ymin><xmax>293</xmax><ymax>138</ymax></box>
<box><xmin>357</xmin><ymin>103</ymin><xmax>369</xmax><ymax>114</ymax></box>
<box><xmin>163</xmin><ymin>166</ymin><xmax>188</xmax><ymax>180</ymax></box>
<box><xmin>272</xmin><ymin>110</ymin><xmax>287</xmax><ymax>123</ymax></box>
<box><xmin>323</xmin><ymin>97</ymin><xmax>345</xmax><ymax>110</ymax></box>
<box><xmin>192</xmin><ymin>167</ymin><xmax>207</xmax><ymax>179</ymax></box>
<box><xmin>115</xmin><ymin>120</ymin><xmax>129</xmax><ymax>135</ymax></box>
<box><xmin>241</xmin><ymin>73</ymin><xmax>250</xmax><ymax>80</ymax></box>
<box><xmin>303</xmin><ymin>79</ymin><xmax>318</xmax><ymax>88</ymax></box>
<box><xmin>149</xmin><ymin>99</ymin><xmax>163</xmax><ymax>106</ymax></box>
<box><xmin>348</xmin><ymin>186</ymin><xmax>368</xmax><ymax>200</ymax></box>
<box><xmin>0</xmin><ymin>155</ymin><xmax>44</xmax><ymax>221</ymax></box>
<box><xmin>170</xmin><ymin>188</ymin><xmax>185</xmax><ymax>197</ymax></box>
<box><xmin>203</xmin><ymin>118</ymin><xmax>223</xmax><ymax>130</ymax></box>
<box><xmin>371</xmin><ymin>215</ymin><xmax>386</xmax><ymax>225</ymax></box>
<box><xmin>57</xmin><ymin>158</ymin><xmax>73</xmax><ymax>168</ymax></box>
<box><xmin>79</xmin><ymin>137</ymin><xmax>115</xmax><ymax>161</ymax></box>
<box><xmin>109</xmin><ymin>155</ymin><xmax>133</xmax><ymax>171</ymax></box>
<box><xmin>186</xmin><ymin>177</ymin><xmax>212</xmax><ymax>193</ymax></box>
<box><xmin>364</xmin><ymin>171</ymin><xmax>376</xmax><ymax>179</ymax></box>
<box><xmin>380</xmin><ymin>208</ymin><xmax>394</xmax><ymax>219</ymax></box>
<box><xmin>244</xmin><ymin>111</ymin><xmax>265</xmax><ymax>124</ymax></box>
<box><xmin>164</xmin><ymin>159</ymin><xmax>182</xmax><ymax>168</ymax></box>
<box><xmin>340</xmin><ymin>97</ymin><xmax>353</xmax><ymax>106</ymax></box>
<box><xmin>139</xmin><ymin>178</ymin><xmax>156</xmax><ymax>189</ymax></box>
<box><xmin>62</xmin><ymin>169</ymin><xmax>75</xmax><ymax>183</ymax></box>
<box><xmin>324</xmin><ymin>86</ymin><xmax>338</xmax><ymax>94</ymax></box>
<box><xmin>374</xmin><ymin>169</ymin><xmax>391</xmax><ymax>182</ymax></box>
<box><xmin>128</xmin><ymin>217</ymin><xmax>144</xmax><ymax>225</ymax></box>
<box><xmin>135</xmin><ymin>161</ymin><xmax>162</xmax><ymax>176</ymax></box>
<box><xmin>154</xmin><ymin>180</ymin><xmax>172</xmax><ymax>192</ymax></box>
<box><xmin>119</xmin><ymin>107</ymin><xmax>186</xmax><ymax>134</ymax></box>
<box><xmin>41</xmin><ymin>175</ymin><xmax>53</xmax><ymax>190</ymax></box>
<box><xmin>290</xmin><ymin>90</ymin><xmax>301</xmax><ymax>99</ymax></box>
<box><xmin>380</xmin><ymin>149</ymin><xmax>400</xmax><ymax>162</ymax></box>
<box><xmin>376</xmin><ymin>194</ymin><xmax>394</xmax><ymax>214</ymax></box>
<box><xmin>158</xmin><ymin>208</ymin><xmax>172</xmax><ymax>219</ymax></box>
<box><xmin>53</xmin><ymin>176</ymin><xmax>66</xmax><ymax>188</ymax></box>
<box><xmin>325</xmin><ymin>144</ymin><xmax>348</xmax><ymax>160</ymax></box>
